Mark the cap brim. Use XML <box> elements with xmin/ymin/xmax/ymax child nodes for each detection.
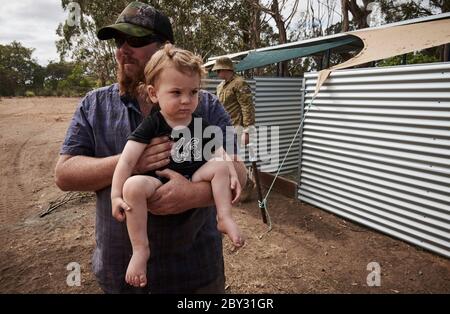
<box><xmin>97</xmin><ymin>23</ymin><xmax>154</xmax><ymax>40</ymax></box>
<box><xmin>211</xmin><ymin>65</ymin><xmax>233</xmax><ymax>71</ymax></box>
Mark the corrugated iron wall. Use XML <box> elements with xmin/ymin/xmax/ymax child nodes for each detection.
<box><xmin>299</xmin><ymin>63</ymin><xmax>450</xmax><ymax>258</ymax></box>
<box><xmin>254</xmin><ymin>78</ymin><xmax>302</xmax><ymax>174</ymax></box>
<box><xmin>203</xmin><ymin>77</ymin><xmax>303</xmax><ymax>174</ymax></box>
<box><xmin>202</xmin><ymin>78</ymin><xmax>222</xmax><ymax>95</ymax></box>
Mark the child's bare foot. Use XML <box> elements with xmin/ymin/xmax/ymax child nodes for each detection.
<box><xmin>126</xmin><ymin>248</ymin><xmax>150</xmax><ymax>287</ymax></box>
<box><xmin>217</xmin><ymin>217</ymin><xmax>245</xmax><ymax>248</ymax></box>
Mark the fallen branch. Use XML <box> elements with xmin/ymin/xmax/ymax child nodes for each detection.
<box><xmin>40</xmin><ymin>191</ymin><xmax>94</xmax><ymax>217</ymax></box>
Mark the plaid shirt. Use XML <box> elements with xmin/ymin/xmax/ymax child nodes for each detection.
<box><xmin>60</xmin><ymin>84</ymin><xmax>236</xmax><ymax>293</ymax></box>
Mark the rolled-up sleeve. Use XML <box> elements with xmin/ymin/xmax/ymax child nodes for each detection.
<box><xmin>60</xmin><ymin>97</ymin><xmax>95</xmax><ymax>157</ymax></box>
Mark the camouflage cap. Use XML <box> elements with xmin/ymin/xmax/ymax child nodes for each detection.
<box><xmin>211</xmin><ymin>57</ymin><xmax>234</xmax><ymax>72</ymax></box>
<box><xmin>97</xmin><ymin>1</ymin><xmax>174</xmax><ymax>43</ymax></box>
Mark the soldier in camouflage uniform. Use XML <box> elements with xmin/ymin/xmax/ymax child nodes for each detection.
<box><xmin>212</xmin><ymin>57</ymin><xmax>256</xmax><ymax>201</ymax></box>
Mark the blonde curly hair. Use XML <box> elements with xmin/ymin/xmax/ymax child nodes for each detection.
<box><xmin>144</xmin><ymin>43</ymin><xmax>206</xmax><ymax>86</ymax></box>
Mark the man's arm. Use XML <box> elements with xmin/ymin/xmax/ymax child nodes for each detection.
<box><xmin>55</xmin><ymin>154</ymin><xmax>120</xmax><ymax>192</ymax></box>
<box><xmin>55</xmin><ymin>137</ymin><xmax>172</xmax><ymax>192</ymax></box>
<box><xmin>147</xmin><ymin>155</ymin><xmax>246</xmax><ymax>215</ymax></box>
<box><xmin>236</xmin><ymin>82</ymin><xmax>255</xmax><ymax>128</ymax></box>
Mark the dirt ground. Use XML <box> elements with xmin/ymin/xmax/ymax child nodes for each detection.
<box><xmin>0</xmin><ymin>97</ymin><xmax>449</xmax><ymax>294</ymax></box>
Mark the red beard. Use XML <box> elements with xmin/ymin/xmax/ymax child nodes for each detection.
<box><xmin>117</xmin><ymin>62</ymin><xmax>145</xmax><ymax>99</ymax></box>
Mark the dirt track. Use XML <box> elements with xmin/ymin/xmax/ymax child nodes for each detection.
<box><xmin>0</xmin><ymin>97</ymin><xmax>449</xmax><ymax>293</ymax></box>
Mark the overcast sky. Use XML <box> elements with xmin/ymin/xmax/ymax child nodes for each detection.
<box><xmin>0</xmin><ymin>0</ymin><xmax>401</xmax><ymax>66</ymax></box>
<box><xmin>0</xmin><ymin>0</ymin><xmax>67</xmax><ymax>65</ymax></box>
<box><xmin>0</xmin><ymin>0</ymin><xmax>342</xmax><ymax>66</ymax></box>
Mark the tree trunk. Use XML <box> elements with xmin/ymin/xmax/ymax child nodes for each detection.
<box><xmin>347</xmin><ymin>0</ymin><xmax>371</xmax><ymax>29</ymax></box>
<box><xmin>443</xmin><ymin>44</ymin><xmax>450</xmax><ymax>62</ymax></box>
<box><xmin>250</xmin><ymin>2</ymin><xmax>262</xmax><ymax>76</ymax></box>
<box><xmin>271</xmin><ymin>0</ymin><xmax>288</xmax><ymax>76</ymax></box>
<box><xmin>341</xmin><ymin>0</ymin><xmax>349</xmax><ymax>32</ymax></box>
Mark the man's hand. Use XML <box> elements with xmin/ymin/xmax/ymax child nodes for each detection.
<box><xmin>241</xmin><ymin>132</ymin><xmax>249</xmax><ymax>146</ymax></box>
<box><xmin>112</xmin><ymin>196</ymin><xmax>130</xmax><ymax>222</ymax></box>
<box><xmin>230</xmin><ymin>172</ymin><xmax>241</xmax><ymax>204</ymax></box>
<box><xmin>133</xmin><ymin>136</ymin><xmax>172</xmax><ymax>174</ymax></box>
<box><xmin>147</xmin><ymin>169</ymin><xmax>194</xmax><ymax>215</ymax></box>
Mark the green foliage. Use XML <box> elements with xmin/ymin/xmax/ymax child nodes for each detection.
<box><xmin>378</xmin><ymin>51</ymin><xmax>440</xmax><ymax>67</ymax></box>
<box><xmin>43</xmin><ymin>61</ymin><xmax>96</xmax><ymax>96</ymax></box>
<box><xmin>44</xmin><ymin>61</ymin><xmax>75</xmax><ymax>91</ymax></box>
<box><xmin>1</xmin><ymin>1</ymin><xmax>447</xmax><ymax>96</ymax></box>
<box><xmin>56</xmin><ymin>0</ymin><xmax>124</xmax><ymax>85</ymax></box>
<box><xmin>0</xmin><ymin>41</ymin><xmax>39</xmax><ymax>96</ymax></box>
<box><xmin>379</xmin><ymin>0</ymin><xmax>438</xmax><ymax>23</ymax></box>
<box><xmin>0</xmin><ymin>41</ymin><xmax>96</xmax><ymax>97</ymax></box>
<box><xmin>376</xmin><ymin>0</ymin><xmax>448</xmax><ymax>66</ymax></box>
<box><xmin>55</xmin><ymin>0</ymin><xmax>279</xmax><ymax>81</ymax></box>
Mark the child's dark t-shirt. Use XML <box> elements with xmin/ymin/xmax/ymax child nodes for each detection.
<box><xmin>128</xmin><ymin>110</ymin><xmax>220</xmax><ymax>181</ymax></box>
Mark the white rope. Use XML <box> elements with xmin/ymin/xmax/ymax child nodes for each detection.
<box><xmin>258</xmin><ymin>198</ymin><xmax>272</xmax><ymax>239</ymax></box>
<box><xmin>258</xmin><ymin>95</ymin><xmax>317</xmax><ymax>239</ymax></box>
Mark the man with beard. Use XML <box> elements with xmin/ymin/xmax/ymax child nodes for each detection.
<box><xmin>55</xmin><ymin>1</ymin><xmax>246</xmax><ymax>294</ymax></box>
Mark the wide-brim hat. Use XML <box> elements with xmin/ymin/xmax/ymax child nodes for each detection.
<box><xmin>212</xmin><ymin>57</ymin><xmax>234</xmax><ymax>71</ymax></box>
<box><xmin>97</xmin><ymin>1</ymin><xmax>174</xmax><ymax>43</ymax></box>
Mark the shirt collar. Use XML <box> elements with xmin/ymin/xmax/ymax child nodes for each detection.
<box><xmin>224</xmin><ymin>74</ymin><xmax>237</xmax><ymax>85</ymax></box>
<box><xmin>119</xmin><ymin>88</ymin><xmax>141</xmax><ymax>116</ymax></box>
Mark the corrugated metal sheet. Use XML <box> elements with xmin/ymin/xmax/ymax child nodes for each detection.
<box><xmin>299</xmin><ymin>62</ymin><xmax>450</xmax><ymax>258</ymax></box>
<box><xmin>254</xmin><ymin>77</ymin><xmax>302</xmax><ymax>173</ymax></box>
<box><xmin>202</xmin><ymin>78</ymin><xmax>222</xmax><ymax>95</ymax></box>
<box><xmin>203</xmin><ymin>77</ymin><xmax>303</xmax><ymax>174</ymax></box>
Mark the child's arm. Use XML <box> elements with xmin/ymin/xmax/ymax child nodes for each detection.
<box><xmin>111</xmin><ymin>140</ymin><xmax>148</xmax><ymax>221</ymax></box>
<box><xmin>213</xmin><ymin>147</ymin><xmax>242</xmax><ymax>204</ymax></box>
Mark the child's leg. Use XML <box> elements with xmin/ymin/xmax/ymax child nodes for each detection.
<box><xmin>192</xmin><ymin>160</ymin><xmax>244</xmax><ymax>247</ymax></box>
<box><xmin>122</xmin><ymin>175</ymin><xmax>162</xmax><ymax>287</ymax></box>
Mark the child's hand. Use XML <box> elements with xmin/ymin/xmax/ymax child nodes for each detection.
<box><xmin>112</xmin><ymin>197</ymin><xmax>131</xmax><ymax>222</ymax></box>
<box><xmin>230</xmin><ymin>173</ymin><xmax>241</xmax><ymax>205</ymax></box>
